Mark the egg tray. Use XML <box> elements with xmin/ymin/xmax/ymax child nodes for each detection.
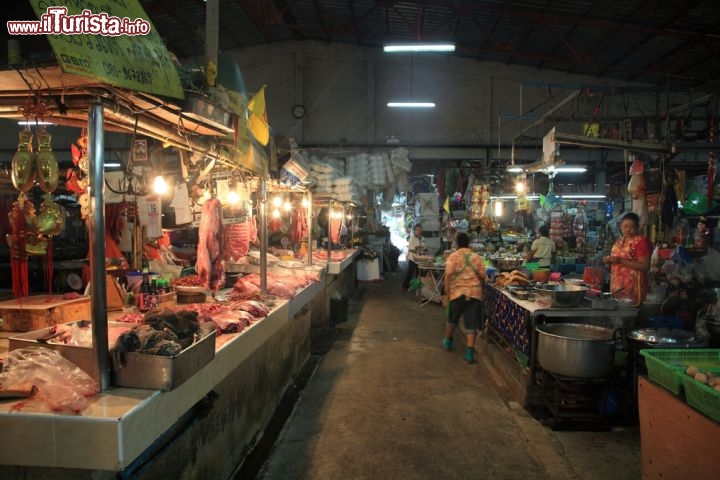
<box><xmin>640</xmin><ymin>349</ymin><xmax>720</xmax><ymax>396</ymax></box>
<box><xmin>682</xmin><ymin>373</ymin><xmax>720</xmax><ymax>423</ymax></box>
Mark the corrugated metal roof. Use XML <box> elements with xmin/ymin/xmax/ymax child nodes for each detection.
<box><xmin>139</xmin><ymin>0</ymin><xmax>720</xmax><ymax>88</ymax></box>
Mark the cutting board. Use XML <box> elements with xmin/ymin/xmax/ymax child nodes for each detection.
<box><xmin>0</xmin><ymin>294</ymin><xmax>91</xmax><ymax>332</ymax></box>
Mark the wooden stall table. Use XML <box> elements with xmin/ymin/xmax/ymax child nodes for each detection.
<box><xmin>0</xmin><ymin>294</ymin><xmax>91</xmax><ymax>332</ymax></box>
<box><xmin>638</xmin><ymin>376</ymin><xmax>720</xmax><ymax>479</ymax></box>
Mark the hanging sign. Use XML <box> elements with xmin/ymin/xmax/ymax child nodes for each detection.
<box><xmin>27</xmin><ymin>0</ymin><xmax>183</xmax><ymax>99</ymax></box>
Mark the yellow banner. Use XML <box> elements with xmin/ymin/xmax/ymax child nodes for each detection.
<box><xmin>28</xmin><ymin>0</ymin><xmax>183</xmax><ymax>99</ymax></box>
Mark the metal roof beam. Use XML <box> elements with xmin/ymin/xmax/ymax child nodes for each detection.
<box><xmin>310</xmin><ymin>0</ymin><xmax>332</xmax><ymax>42</ymax></box>
<box><xmin>348</xmin><ymin>0</ymin><xmax>362</xmax><ymax>44</ymax></box>
<box><xmin>596</xmin><ymin>0</ymin><xmax>705</xmax><ymax>79</ymax></box>
<box><xmin>507</xmin><ymin>0</ymin><xmax>554</xmax><ymax>65</ymax></box>
<box><xmin>536</xmin><ymin>0</ymin><xmax>600</xmax><ymax>70</ymax></box>
<box><xmin>273</xmin><ymin>0</ymin><xmax>305</xmax><ymax>41</ymax></box>
<box><xmin>236</xmin><ymin>0</ymin><xmax>275</xmax><ymax>43</ymax></box>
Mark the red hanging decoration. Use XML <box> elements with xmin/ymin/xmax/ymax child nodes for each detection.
<box><xmin>9</xmin><ymin>194</ymin><xmax>31</xmax><ymax>299</ymax></box>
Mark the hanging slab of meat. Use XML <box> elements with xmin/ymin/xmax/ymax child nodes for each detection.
<box><xmin>248</xmin><ymin>215</ymin><xmax>257</xmax><ymax>243</ymax></box>
<box><xmin>196</xmin><ymin>198</ymin><xmax>225</xmax><ymax>291</ymax></box>
<box><xmin>290</xmin><ymin>207</ymin><xmax>309</xmax><ymax>244</ymax></box>
<box><xmin>329</xmin><ymin>215</ymin><xmax>341</xmax><ymax>244</ymax></box>
<box><xmin>223</xmin><ymin>222</ymin><xmax>251</xmax><ymax>262</ymax></box>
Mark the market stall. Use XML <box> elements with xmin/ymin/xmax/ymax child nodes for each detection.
<box><xmin>0</xmin><ymin>2</ymin><xmax>333</xmax><ymax>478</ymax></box>
<box><xmin>481</xmin><ymin>281</ymin><xmax>638</xmax><ymax>420</ymax></box>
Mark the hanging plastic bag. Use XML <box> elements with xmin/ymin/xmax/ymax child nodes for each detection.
<box><xmin>0</xmin><ymin>348</ymin><xmax>99</xmax><ymax>413</ymax></box>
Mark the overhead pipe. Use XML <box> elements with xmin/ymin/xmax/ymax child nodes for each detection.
<box><xmin>88</xmin><ymin>99</ymin><xmax>111</xmax><ymax>391</ymax></box>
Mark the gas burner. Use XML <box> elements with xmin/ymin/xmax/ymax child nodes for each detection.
<box><xmin>539</xmin><ymin>371</ymin><xmax>612</xmax><ymax>431</ymax></box>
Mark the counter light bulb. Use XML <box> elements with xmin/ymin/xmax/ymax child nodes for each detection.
<box><xmin>152</xmin><ymin>175</ymin><xmax>168</xmax><ymax>195</ymax></box>
<box><xmin>272</xmin><ymin>208</ymin><xmax>280</xmax><ymax>219</ymax></box>
<box><xmin>272</xmin><ymin>196</ymin><xmax>282</xmax><ymax>207</ymax></box>
<box><xmin>228</xmin><ymin>190</ymin><xmax>240</xmax><ymax>204</ymax></box>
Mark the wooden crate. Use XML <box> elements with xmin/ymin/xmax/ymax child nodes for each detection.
<box><xmin>0</xmin><ymin>295</ymin><xmax>91</xmax><ymax>332</ymax></box>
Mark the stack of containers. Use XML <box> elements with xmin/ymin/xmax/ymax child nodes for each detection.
<box><xmin>415</xmin><ymin>192</ymin><xmax>441</xmax><ymax>254</ymax></box>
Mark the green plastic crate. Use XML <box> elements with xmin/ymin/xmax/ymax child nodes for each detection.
<box><xmin>639</xmin><ymin>349</ymin><xmax>720</xmax><ymax>395</ymax></box>
<box><xmin>682</xmin><ymin>375</ymin><xmax>720</xmax><ymax>423</ymax></box>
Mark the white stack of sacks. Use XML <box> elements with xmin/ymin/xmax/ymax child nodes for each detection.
<box><xmin>346</xmin><ymin>153</ymin><xmax>370</xmax><ymax>198</ymax></box>
<box><xmin>415</xmin><ymin>192</ymin><xmax>441</xmax><ymax>254</ymax></box>
<box><xmin>390</xmin><ymin>148</ymin><xmax>412</xmax><ymax>193</ymax></box>
<box><xmin>332</xmin><ymin>176</ymin><xmax>361</xmax><ymax>203</ymax></box>
<box><xmin>309</xmin><ymin>158</ymin><xmax>338</xmax><ymax>195</ymax></box>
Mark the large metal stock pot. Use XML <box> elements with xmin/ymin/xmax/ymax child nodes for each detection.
<box><xmin>535</xmin><ymin>323</ymin><xmax>616</xmax><ymax>378</ymax></box>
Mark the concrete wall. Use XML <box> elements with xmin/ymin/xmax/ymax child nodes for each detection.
<box><xmin>227</xmin><ymin>40</ymin><xmax>704</xmax><ymax>167</ymax></box>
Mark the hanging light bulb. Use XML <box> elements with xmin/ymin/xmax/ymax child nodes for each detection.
<box><xmin>228</xmin><ymin>190</ymin><xmax>240</xmax><ymax>204</ymax></box>
<box><xmin>301</xmin><ymin>197</ymin><xmax>310</xmax><ymax>208</ymax></box>
<box><xmin>494</xmin><ymin>200</ymin><xmax>503</xmax><ymax>217</ymax></box>
<box><xmin>283</xmin><ymin>201</ymin><xmax>292</xmax><ymax>211</ymax></box>
<box><xmin>153</xmin><ymin>175</ymin><xmax>168</xmax><ymax>195</ymax></box>
<box><xmin>272</xmin><ymin>208</ymin><xmax>280</xmax><ymax>218</ymax></box>
<box><xmin>272</xmin><ymin>196</ymin><xmax>282</xmax><ymax>207</ymax></box>
<box><xmin>516</xmin><ymin>180</ymin><xmax>525</xmax><ymax>193</ymax></box>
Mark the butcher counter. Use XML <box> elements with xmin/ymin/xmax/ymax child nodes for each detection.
<box><xmin>0</xmin><ymin>276</ymin><xmax>331</xmax><ymax>479</ymax></box>
<box><xmin>479</xmin><ymin>283</ymin><xmax>638</xmax><ymax>410</ymax></box>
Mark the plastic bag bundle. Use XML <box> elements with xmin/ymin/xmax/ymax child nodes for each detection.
<box><xmin>0</xmin><ymin>348</ymin><xmax>99</xmax><ymax>413</ymax></box>
<box><xmin>390</xmin><ymin>147</ymin><xmax>412</xmax><ymax>172</ymax></box>
<box><xmin>370</xmin><ymin>154</ymin><xmax>387</xmax><ymax>187</ymax></box>
<box><xmin>348</xmin><ymin>154</ymin><xmax>370</xmax><ymax>187</ymax></box>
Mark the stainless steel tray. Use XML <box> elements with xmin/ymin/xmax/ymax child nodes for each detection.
<box><xmin>111</xmin><ymin>328</ymin><xmax>215</xmax><ymax>391</ymax></box>
<box><xmin>10</xmin><ymin>320</ymin><xmax>216</xmax><ymax>391</ymax></box>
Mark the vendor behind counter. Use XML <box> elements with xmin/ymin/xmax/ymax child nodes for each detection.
<box><xmin>603</xmin><ymin>212</ymin><xmax>651</xmax><ymax>305</ymax></box>
<box><xmin>526</xmin><ymin>225</ymin><xmax>555</xmax><ymax>267</ymax></box>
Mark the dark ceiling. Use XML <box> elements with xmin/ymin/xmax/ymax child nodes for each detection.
<box><xmin>139</xmin><ymin>0</ymin><xmax>720</xmax><ymax>91</ymax></box>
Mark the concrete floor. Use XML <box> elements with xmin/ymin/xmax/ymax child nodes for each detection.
<box><xmin>258</xmin><ymin>268</ymin><xmax>641</xmax><ymax>480</ymax></box>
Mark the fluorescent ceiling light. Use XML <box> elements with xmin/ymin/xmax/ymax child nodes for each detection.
<box><xmin>384</xmin><ymin>43</ymin><xmax>455</xmax><ymax>53</ymax></box>
<box><xmin>492</xmin><ymin>194</ymin><xmax>604</xmax><ymax>200</ymax></box>
<box><xmin>544</xmin><ymin>166</ymin><xmax>587</xmax><ymax>173</ymax></box>
<box><xmin>507</xmin><ymin>166</ymin><xmax>524</xmax><ymax>173</ymax></box>
<box><xmin>18</xmin><ymin>120</ymin><xmax>54</xmax><ymax>125</ymax></box>
<box><xmin>104</xmin><ymin>163</ymin><xmax>122</xmax><ymax>168</ymax></box>
<box><xmin>387</xmin><ymin>102</ymin><xmax>436</xmax><ymax>108</ymax></box>
<box><xmin>561</xmin><ymin>194</ymin><xmax>605</xmax><ymax>199</ymax></box>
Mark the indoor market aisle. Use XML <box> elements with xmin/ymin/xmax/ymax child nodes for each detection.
<box><xmin>257</xmin><ymin>268</ymin><xmax>640</xmax><ymax>480</ymax></box>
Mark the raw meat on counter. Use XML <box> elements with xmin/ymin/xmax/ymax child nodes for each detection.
<box><xmin>239</xmin><ymin>273</ymin><xmax>315</xmax><ymax>299</ymax></box>
<box><xmin>232</xmin><ymin>276</ymin><xmax>261</xmax><ymax>297</ymax></box>
<box><xmin>313</xmin><ymin>250</ymin><xmax>348</xmax><ymax>262</ymax></box>
<box><xmin>196</xmin><ymin>198</ymin><xmax>225</xmax><ymax>291</ymax></box>
<box><xmin>211</xmin><ymin>310</ymin><xmax>255</xmax><ymax>333</ymax></box>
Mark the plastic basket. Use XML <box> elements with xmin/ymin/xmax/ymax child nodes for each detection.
<box><xmin>639</xmin><ymin>349</ymin><xmax>720</xmax><ymax>395</ymax></box>
<box><xmin>682</xmin><ymin>373</ymin><xmax>720</xmax><ymax>422</ymax></box>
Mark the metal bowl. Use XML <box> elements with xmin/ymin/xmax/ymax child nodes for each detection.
<box><xmin>534</xmin><ymin>284</ymin><xmax>588</xmax><ymax>308</ymax></box>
